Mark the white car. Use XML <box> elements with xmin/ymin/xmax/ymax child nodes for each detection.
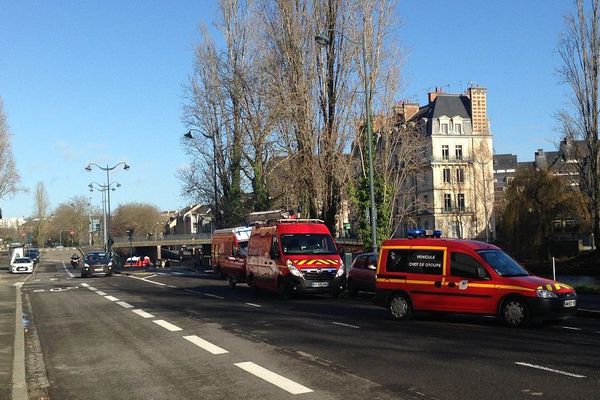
<box><xmin>11</xmin><ymin>257</ymin><xmax>34</xmax><ymax>274</ymax></box>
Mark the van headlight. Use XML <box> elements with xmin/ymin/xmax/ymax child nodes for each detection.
<box><xmin>286</xmin><ymin>260</ymin><xmax>302</xmax><ymax>277</ymax></box>
<box><xmin>536</xmin><ymin>289</ymin><xmax>557</xmax><ymax>298</ymax></box>
<box><xmin>335</xmin><ymin>263</ymin><xmax>345</xmax><ymax>278</ymax></box>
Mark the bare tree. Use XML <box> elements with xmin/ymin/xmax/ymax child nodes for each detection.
<box><xmin>33</xmin><ymin>182</ymin><xmax>50</xmax><ymax>247</ymax></box>
<box><xmin>471</xmin><ymin>139</ymin><xmax>495</xmax><ymax>240</ymax></box>
<box><xmin>557</xmin><ymin>0</ymin><xmax>600</xmax><ymax>249</ymax></box>
<box><xmin>111</xmin><ymin>202</ymin><xmax>162</xmax><ymax>238</ymax></box>
<box><xmin>0</xmin><ymin>97</ymin><xmax>21</xmax><ymax>200</ymax></box>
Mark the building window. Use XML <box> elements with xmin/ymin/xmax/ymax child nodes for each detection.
<box><xmin>441</xmin><ymin>123</ymin><xmax>449</xmax><ymax>134</ymax></box>
<box><xmin>457</xmin><ymin>193</ymin><xmax>465</xmax><ymax>211</ymax></box>
<box><xmin>442</xmin><ymin>145</ymin><xmax>449</xmax><ymax>160</ymax></box>
<box><xmin>456</xmin><ymin>168</ymin><xmax>465</xmax><ymax>183</ymax></box>
<box><xmin>455</xmin><ymin>145</ymin><xmax>463</xmax><ymax>160</ymax></box>
<box><xmin>443</xmin><ymin>168</ymin><xmax>451</xmax><ymax>183</ymax></box>
<box><xmin>444</xmin><ymin>193</ymin><xmax>452</xmax><ymax>211</ymax></box>
<box><xmin>455</xmin><ymin>123</ymin><xmax>462</xmax><ymax>134</ymax></box>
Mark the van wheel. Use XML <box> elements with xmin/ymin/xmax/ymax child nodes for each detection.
<box><xmin>278</xmin><ymin>281</ymin><xmax>290</xmax><ymax>300</ymax></box>
<box><xmin>388</xmin><ymin>294</ymin><xmax>412</xmax><ymax>321</ymax></box>
<box><xmin>248</xmin><ymin>276</ymin><xmax>260</xmax><ymax>295</ymax></box>
<box><xmin>501</xmin><ymin>297</ymin><xmax>530</xmax><ymax>327</ymax></box>
<box><xmin>346</xmin><ymin>279</ymin><xmax>358</xmax><ymax>297</ymax></box>
<box><xmin>228</xmin><ymin>275</ymin><xmax>237</xmax><ymax>289</ymax></box>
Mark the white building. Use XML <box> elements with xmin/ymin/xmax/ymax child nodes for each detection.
<box><xmin>397</xmin><ymin>86</ymin><xmax>495</xmax><ymax>240</ymax></box>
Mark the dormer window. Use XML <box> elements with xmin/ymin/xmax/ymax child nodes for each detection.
<box><xmin>455</xmin><ymin>123</ymin><xmax>462</xmax><ymax>134</ymax></box>
<box><xmin>441</xmin><ymin>123</ymin><xmax>449</xmax><ymax>134</ymax></box>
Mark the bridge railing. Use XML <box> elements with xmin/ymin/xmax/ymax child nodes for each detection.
<box><xmin>112</xmin><ymin>233</ymin><xmax>212</xmax><ymax>244</ymax></box>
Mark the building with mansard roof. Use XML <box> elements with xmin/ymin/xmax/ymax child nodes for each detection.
<box><xmin>395</xmin><ymin>86</ymin><xmax>495</xmax><ymax>240</ymax></box>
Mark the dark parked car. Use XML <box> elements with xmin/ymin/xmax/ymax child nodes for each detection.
<box><xmin>346</xmin><ymin>252</ymin><xmax>378</xmax><ymax>296</ymax></box>
<box><xmin>81</xmin><ymin>251</ymin><xmax>113</xmax><ymax>278</ymax></box>
<box><xmin>25</xmin><ymin>248</ymin><xmax>40</xmax><ymax>263</ymax></box>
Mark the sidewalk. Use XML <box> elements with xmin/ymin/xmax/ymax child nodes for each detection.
<box><xmin>0</xmin><ymin>274</ymin><xmax>18</xmax><ymax>398</ymax></box>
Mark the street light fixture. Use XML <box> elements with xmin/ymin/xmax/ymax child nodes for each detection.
<box><xmin>184</xmin><ymin>130</ymin><xmax>219</xmax><ymax>230</ymax></box>
<box><xmin>89</xmin><ymin>181</ymin><xmax>121</xmax><ymax>249</ymax></box>
<box><xmin>85</xmin><ymin>162</ymin><xmax>130</xmax><ymax>253</ymax></box>
<box><xmin>315</xmin><ymin>28</ymin><xmax>378</xmax><ymax>253</ymax></box>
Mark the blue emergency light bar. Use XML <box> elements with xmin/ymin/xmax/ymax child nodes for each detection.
<box><xmin>407</xmin><ymin>229</ymin><xmax>442</xmax><ymax>238</ymax></box>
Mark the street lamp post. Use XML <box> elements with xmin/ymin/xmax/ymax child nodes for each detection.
<box><xmin>315</xmin><ymin>25</ymin><xmax>378</xmax><ymax>253</ymax></box>
<box><xmin>89</xmin><ymin>181</ymin><xmax>121</xmax><ymax>250</ymax></box>
<box><xmin>184</xmin><ymin>130</ymin><xmax>218</xmax><ymax>230</ymax></box>
<box><xmin>85</xmin><ymin>162</ymin><xmax>130</xmax><ymax>254</ymax></box>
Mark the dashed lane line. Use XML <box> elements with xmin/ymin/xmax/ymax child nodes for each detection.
<box><xmin>203</xmin><ymin>293</ymin><xmax>224</xmax><ymax>300</ymax></box>
<box><xmin>117</xmin><ymin>301</ymin><xmax>134</xmax><ymax>309</ymax></box>
<box><xmin>105</xmin><ymin>295</ymin><xmax>119</xmax><ymax>302</ymax></box>
<box><xmin>132</xmin><ymin>309</ymin><xmax>155</xmax><ymax>319</ymax></box>
<box><xmin>245</xmin><ymin>303</ymin><xmax>262</xmax><ymax>308</ymax></box>
<box><xmin>81</xmin><ymin>283</ymin><xmax>89</xmax><ymax>287</ymax></box>
<box><xmin>87</xmin><ymin>287</ymin><xmax>97</xmax><ymax>291</ymax></box>
<box><xmin>561</xmin><ymin>326</ymin><xmax>582</xmax><ymax>331</ymax></box>
<box><xmin>234</xmin><ymin>361</ymin><xmax>313</xmax><ymax>395</ymax></box>
<box><xmin>515</xmin><ymin>362</ymin><xmax>586</xmax><ymax>378</ymax></box>
<box><xmin>96</xmin><ymin>291</ymin><xmax>107</xmax><ymax>296</ymax></box>
<box><xmin>153</xmin><ymin>320</ymin><xmax>183</xmax><ymax>332</ymax></box>
<box><xmin>183</xmin><ymin>335</ymin><xmax>229</xmax><ymax>355</ymax></box>
<box><xmin>184</xmin><ymin>289</ymin><xmax>203</xmax><ymax>295</ymax></box>
<box><xmin>331</xmin><ymin>321</ymin><xmax>360</xmax><ymax>329</ymax></box>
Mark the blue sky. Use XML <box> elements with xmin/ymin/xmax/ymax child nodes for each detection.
<box><xmin>0</xmin><ymin>1</ymin><xmax>574</xmax><ymax>218</ymax></box>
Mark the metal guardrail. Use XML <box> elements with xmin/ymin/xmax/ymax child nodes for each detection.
<box><xmin>112</xmin><ymin>233</ymin><xmax>211</xmax><ymax>244</ymax></box>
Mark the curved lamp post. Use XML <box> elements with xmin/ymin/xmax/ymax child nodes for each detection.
<box><xmin>85</xmin><ymin>162</ymin><xmax>130</xmax><ymax>253</ymax></box>
<box><xmin>184</xmin><ymin>130</ymin><xmax>218</xmax><ymax>230</ymax></box>
<box><xmin>89</xmin><ymin>181</ymin><xmax>121</xmax><ymax>249</ymax></box>
<box><xmin>315</xmin><ymin>28</ymin><xmax>377</xmax><ymax>253</ymax></box>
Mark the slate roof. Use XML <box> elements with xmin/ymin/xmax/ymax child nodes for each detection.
<box><xmin>431</xmin><ymin>94</ymin><xmax>471</xmax><ymax>119</ymax></box>
<box><xmin>493</xmin><ymin>154</ymin><xmax>517</xmax><ymax>171</ymax></box>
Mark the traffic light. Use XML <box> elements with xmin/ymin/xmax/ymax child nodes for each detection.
<box><xmin>127</xmin><ymin>229</ymin><xmax>134</xmax><ymax>239</ymax></box>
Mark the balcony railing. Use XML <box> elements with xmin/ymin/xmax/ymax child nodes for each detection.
<box><xmin>431</xmin><ymin>156</ymin><xmax>472</xmax><ymax>164</ymax></box>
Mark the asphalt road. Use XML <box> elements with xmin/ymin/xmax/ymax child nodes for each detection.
<box><xmin>18</xmin><ymin>248</ymin><xmax>600</xmax><ymax>399</ymax></box>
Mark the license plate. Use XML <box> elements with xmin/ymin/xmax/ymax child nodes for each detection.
<box><xmin>311</xmin><ymin>281</ymin><xmax>329</xmax><ymax>288</ymax></box>
<box><xmin>17</xmin><ymin>267</ymin><xmax>27</xmax><ymax>271</ymax></box>
<box><xmin>94</xmin><ymin>267</ymin><xmax>105</xmax><ymax>272</ymax></box>
<box><xmin>564</xmin><ymin>299</ymin><xmax>576</xmax><ymax>308</ymax></box>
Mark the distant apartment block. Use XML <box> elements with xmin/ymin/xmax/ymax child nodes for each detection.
<box><xmin>0</xmin><ymin>217</ymin><xmax>26</xmax><ymax>230</ymax></box>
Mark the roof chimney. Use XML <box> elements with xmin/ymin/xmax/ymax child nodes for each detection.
<box><xmin>428</xmin><ymin>87</ymin><xmax>443</xmax><ymax>104</ymax></box>
<box><xmin>394</xmin><ymin>101</ymin><xmax>420</xmax><ymax>122</ymax></box>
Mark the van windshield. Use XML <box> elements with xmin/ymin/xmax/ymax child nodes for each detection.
<box><xmin>280</xmin><ymin>234</ymin><xmax>338</xmax><ymax>255</ymax></box>
<box><xmin>239</xmin><ymin>241</ymin><xmax>249</xmax><ymax>256</ymax></box>
<box><xmin>476</xmin><ymin>250</ymin><xmax>529</xmax><ymax>277</ymax></box>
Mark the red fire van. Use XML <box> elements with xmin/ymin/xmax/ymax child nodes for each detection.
<box><xmin>246</xmin><ymin>219</ymin><xmax>345</xmax><ymax>298</ymax></box>
<box><xmin>374</xmin><ymin>237</ymin><xmax>577</xmax><ymax>326</ymax></box>
<box><xmin>211</xmin><ymin>226</ymin><xmax>253</xmax><ymax>287</ymax></box>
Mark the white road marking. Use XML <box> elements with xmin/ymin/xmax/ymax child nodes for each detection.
<box><xmin>173</xmin><ymin>272</ymin><xmax>184</xmax><ymax>275</ymax></box>
<box><xmin>146</xmin><ymin>274</ymin><xmax>158</xmax><ymax>279</ymax></box>
<box><xmin>203</xmin><ymin>293</ymin><xmax>224</xmax><ymax>299</ymax></box>
<box><xmin>61</xmin><ymin>262</ymin><xmax>74</xmax><ymax>278</ymax></box>
<box><xmin>153</xmin><ymin>320</ymin><xmax>183</xmax><ymax>332</ymax></box>
<box><xmin>127</xmin><ymin>276</ymin><xmax>166</xmax><ymax>286</ymax></box>
<box><xmin>96</xmin><ymin>291</ymin><xmax>107</xmax><ymax>296</ymax></box>
<box><xmin>184</xmin><ymin>289</ymin><xmax>203</xmax><ymax>295</ymax></box>
<box><xmin>245</xmin><ymin>303</ymin><xmax>262</xmax><ymax>308</ymax></box>
<box><xmin>183</xmin><ymin>335</ymin><xmax>228</xmax><ymax>354</ymax></box>
<box><xmin>166</xmin><ymin>285</ymin><xmax>178</xmax><ymax>289</ymax></box>
<box><xmin>578</xmin><ymin>308</ymin><xmax>600</xmax><ymax>314</ymax></box>
<box><xmin>105</xmin><ymin>295</ymin><xmax>119</xmax><ymax>301</ymax></box>
<box><xmin>33</xmin><ymin>289</ymin><xmax>45</xmax><ymax>292</ymax></box>
<box><xmin>561</xmin><ymin>326</ymin><xmax>582</xmax><ymax>331</ymax></box>
<box><xmin>234</xmin><ymin>362</ymin><xmax>313</xmax><ymax>395</ymax></box>
<box><xmin>80</xmin><ymin>283</ymin><xmax>89</xmax><ymax>287</ymax></box>
<box><xmin>132</xmin><ymin>309</ymin><xmax>155</xmax><ymax>318</ymax></box>
<box><xmin>203</xmin><ymin>269</ymin><xmax>213</xmax><ymax>273</ymax></box>
<box><xmin>515</xmin><ymin>362</ymin><xmax>586</xmax><ymax>378</ymax></box>
<box><xmin>87</xmin><ymin>286</ymin><xmax>97</xmax><ymax>291</ymax></box>
<box><xmin>117</xmin><ymin>301</ymin><xmax>134</xmax><ymax>309</ymax></box>
<box><xmin>332</xmin><ymin>321</ymin><xmax>360</xmax><ymax>329</ymax></box>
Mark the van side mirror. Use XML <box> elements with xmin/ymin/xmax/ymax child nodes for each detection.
<box><xmin>269</xmin><ymin>245</ymin><xmax>279</xmax><ymax>260</ymax></box>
